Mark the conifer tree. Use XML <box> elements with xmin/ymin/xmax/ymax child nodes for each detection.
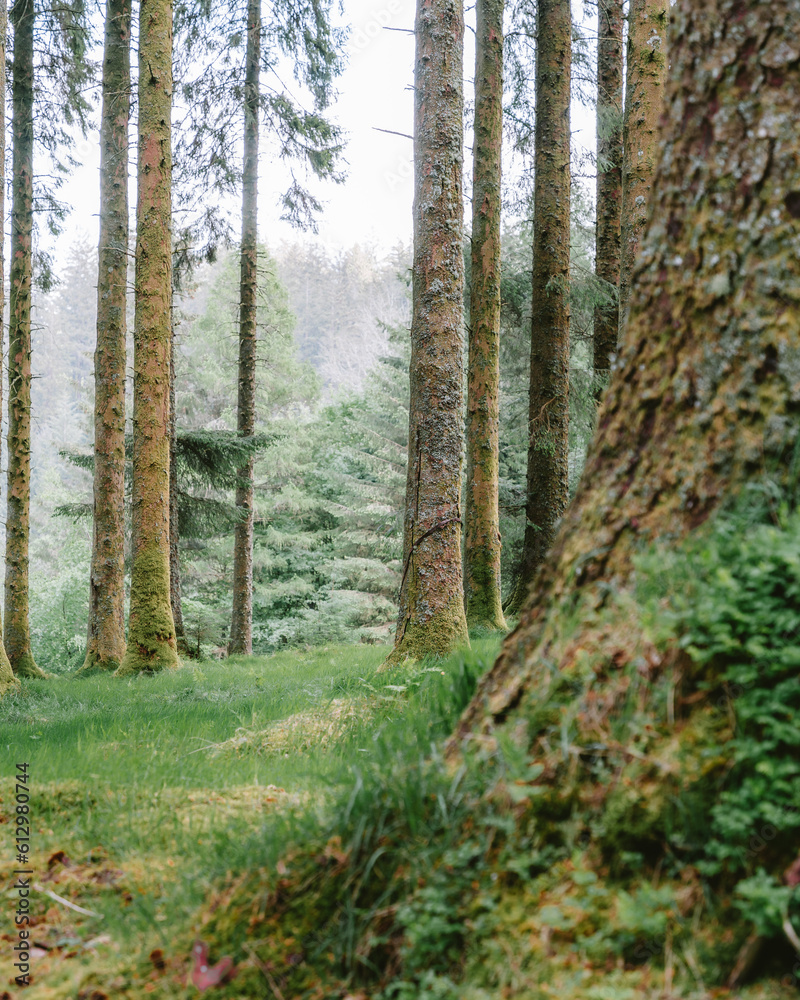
<box><xmin>387</xmin><ymin>0</ymin><xmax>469</xmax><ymax>664</ymax></box>
<box><xmin>454</xmin><ymin>0</ymin><xmax>800</xmax><ymax>744</ymax></box>
<box><xmin>5</xmin><ymin>0</ymin><xmax>44</xmax><ymax>677</ymax></box>
<box><xmin>618</xmin><ymin>0</ymin><xmax>668</xmax><ymax>332</ymax></box>
<box><xmin>117</xmin><ymin>0</ymin><xmax>178</xmax><ymax>674</ymax></box>
<box><xmin>228</xmin><ymin>0</ymin><xmax>260</xmax><ymax>655</ymax></box>
<box><xmin>593</xmin><ymin>0</ymin><xmax>623</xmax><ymax>395</ymax></box>
<box><xmin>82</xmin><ymin>0</ymin><xmax>131</xmax><ymax>674</ymax></box>
<box><xmin>504</xmin><ymin>0</ymin><xmax>571</xmax><ymax>617</ymax></box>
<box><xmin>464</xmin><ymin>0</ymin><xmax>506</xmax><ymax>633</ymax></box>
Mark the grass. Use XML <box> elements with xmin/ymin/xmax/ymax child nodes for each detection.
<box><xmin>0</xmin><ymin>638</ymin><xmax>502</xmax><ymax>997</ymax></box>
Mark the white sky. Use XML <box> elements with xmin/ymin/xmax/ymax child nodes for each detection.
<box><xmin>50</xmin><ymin>0</ymin><xmax>597</xmax><ymax>265</ymax></box>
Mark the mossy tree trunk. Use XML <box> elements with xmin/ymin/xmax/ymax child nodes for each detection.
<box><xmin>169</xmin><ymin>320</ymin><xmax>187</xmax><ymax>652</ymax></box>
<box><xmin>593</xmin><ymin>0</ymin><xmax>623</xmax><ymax>397</ymax></box>
<box><xmin>0</xmin><ymin>0</ymin><xmax>17</xmax><ymax>695</ymax></box>
<box><xmin>503</xmin><ymin>0</ymin><xmax>571</xmax><ymax>617</ymax></box>
<box><xmin>464</xmin><ymin>0</ymin><xmax>506</xmax><ymax>634</ymax></box>
<box><xmin>618</xmin><ymin>0</ymin><xmax>668</xmax><ymax>333</ymax></box>
<box><xmin>452</xmin><ymin>0</ymin><xmax>800</xmax><ymax>745</ymax></box>
<box><xmin>229</xmin><ymin>0</ymin><xmax>260</xmax><ymax>657</ymax></box>
<box><xmin>82</xmin><ymin>0</ymin><xmax>131</xmax><ymax>675</ymax></box>
<box><xmin>5</xmin><ymin>0</ymin><xmax>43</xmax><ymax>679</ymax></box>
<box><xmin>116</xmin><ymin>0</ymin><xmax>178</xmax><ymax>675</ymax></box>
<box><xmin>386</xmin><ymin>0</ymin><xmax>469</xmax><ymax>665</ymax></box>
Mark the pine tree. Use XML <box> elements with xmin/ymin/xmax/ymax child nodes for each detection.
<box><xmin>453</xmin><ymin>0</ymin><xmax>800</xmax><ymax>742</ymax></box>
<box><xmin>593</xmin><ymin>0</ymin><xmax>623</xmax><ymax>396</ymax></box>
<box><xmin>387</xmin><ymin>0</ymin><xmax>469</xmax><ymax>664</ymax></box>
<box><xmin>117</xmin><ymin>0</ymin><xmax>178</xmax><ymax>674</ymax></box>
<box><xmin>464</xmin><ymin>0</ymin><xmax>506</xmax><ymax>633</ymax></box>
<box><xmin>81</xmin><ymin>0</ymin><xmax>131</xmax><ymax>674</ymax></box>
<box><xmin>504</xmin><ymin>0</ymin><xmax>571</xmax><ymax>617</ymax></box>
<box><xmin>618</xmin><ymin>0</ymin><xmax>668</xmax><ymax>333</ymax></box>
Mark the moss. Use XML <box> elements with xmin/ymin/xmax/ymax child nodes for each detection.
<box><xmin>385</xmin><ymin>591</ymin><xmax>469</xmax><ymax>666</ymax></box>
<box><xmin>116</xmin><ymin>545</ymin><xmax>178</xmax><ymax>675</ymax></box>
<box><xmin>76</xmin><ymin>649</ymin><xmax>121</xmax><ymax>676</ymax></box>
<box><xmin>12</xmin><ymin>650</ymin><xmax>47</xmax><ymax>679</ymax></box>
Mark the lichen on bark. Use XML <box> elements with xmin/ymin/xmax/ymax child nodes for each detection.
<box><xmin>464</xmin><ymin>0</ymin><xmax>506</xmax><ymax>634</ymax></box>
<box><xmin>387</xmin><ymin>0</ymin><xmax>469</xmax><ymax>665</ymax></box>
<box><xmin>81</xmin><ymin>0</ymin><xmax>131</xmax><ymax>676</ymax></box>
<box><xmin>452</xmin><ymin>0</ymin><xmax>800</xmax><ymax>746</ymax></box>
<box><xmin>504</xmin><ymin>0</ymin><xmax>571</xmax><ymax>617</ymax></box>
<box><xmin>593</xmin><ymin>0</ymin><xmax>624</xmax><ymax>396</ymax></box>
<box><xmin>5</xmin><ymin>0</ymin><xmax>44</xmax><ymax>679</ymax></box>
<box><xmin>618</xmin><ymin>0</ymin><xmax>668</xmax><ymax>334</ymax></box>
<box><xmin>117</xmin><ymin>0</ymin><xmax>178</xmax><ymax>675</ymax></box>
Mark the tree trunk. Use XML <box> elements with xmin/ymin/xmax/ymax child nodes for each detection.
<box><xmin>169</xmin><ymin>319</ymin><xmax>186</xmax><ymax>651</ymax></box>
<box><xmin>5</xmin><ymin>0</ymin><xmax>43</xmax><ymax>678</ymax></box>
<box><xmin>618</xmin><ymin>0</ymin><xmax>668</xmax><ymax>333</ymax></box>
<box><xmin>464</xmin><ymin>0</ymin><xmax>506</xmax><ymax>634</ymax></box>
<box><xmin>453</xmin><ymin>0</ymin><xmax>800</xmax><ymax>744</ymax></box>
<box><xmin>228</xmin><ymin>0</ymin><xmax>260</xmax><ymax>657</ymax></box>
<box><xmin>593</xmin><ymin>0</ymin><xmax>623</xmax><ymax>397</ymax></box>
<box><xmin>116</xmin><ymin>0</ymin><xmax>177</xmax><ymax>674</ymax></box>
<box><xmin>0</xmin><ymin>0</ymin><xmax>17</xmax><ymax>694</ymax></box>
<box><xmin>81</xmin><ymin>0</ymin><xmax>131</xmax><ymax>675</ymax></box>
<box><xmin>386</xmin><ymin>0</ymin><xmax>468</xmax><ymax>665</ymax></box>
<box><xmin>503</xmin><ymin>0</ymin><xmax>571</xmax><ymax>617</ymax></box>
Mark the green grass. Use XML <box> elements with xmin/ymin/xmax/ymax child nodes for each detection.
<box><xmin>0</xmin><ymin>638</ymin><xmax>502</xmax><ymax>997</ymax></box>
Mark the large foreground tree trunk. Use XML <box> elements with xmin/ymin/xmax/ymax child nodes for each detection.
<box><xmin>593</xmin><ymin>0</ymin><xmax>623</xmax><ymax>396</ymax></box>
<box><xmin>0</xmin><ymin>0</ymin><xmax>17</xmax><ymax>694</ymax></box>
<box><xmin>82</xmin><ymin>0</ymin><xmax>131</xmax><ymax>674</ymax></box>
<box><xmin>454</xmin><ymin>0</ymin><xmax>800</xmax><ymax>743</ymax></box>
<box><xmin>464</xmin><ymin>0</ymin><xmax>505</xmax><ymax>633</ymax></box>
<box><xmin>5</xmin><ymin>0</ymin><xmax>43</xmax><ymax>678</ymax></box>
<box><xmin>618</xmin><ymin>0</ymin><xmax>668</xmax><ymax>333</ymax></box>
<box><xmin>117</xmin><ymin>0</ymin><xmax>178</xmax><ymax>674</ymax></box>
<box><xmin>387</xmin><ymin>0</ymin><xmax>468</xmax><ymax>664</ymax></box>
<box><xmin>228</xmin><ymin>0</ymin><xmax>260</xmax><ymax>657</ymax></box>
<box><xmin>503</xmin><ymin>0</ymin><xmax>571</xmax><ymax>617</ymax></box>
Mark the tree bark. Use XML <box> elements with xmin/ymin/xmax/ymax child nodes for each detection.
<box><xmin>618</xmin><ymin>0</ymin><xmax>668</xmax><ymax>334</ymax></box>
<box><xmin>81</xmin><ymin>0</ymin><xmax>131</xmax><ymax>675</ymax></box>
<box><xmin>228</xmin><ymin>0</ymin><xmax>260</xmax><ymax>657</ymax></box>
<box><xmin>0</xmin><ymin>0</ymin><xmax>17</xmax><ymax>694</ymax></box>
<box><xmin>169</xmin><ymin>319</ymin><xmax>186</xmax><ymax>651</ymax></box>
<box><xmin>464</xmin><ymin>0</ymin><xmax>506</xmax><ymax>634</ymax></box>
<box><xmin>116</xmin><ymin>0</ymin><xmax>177</xmax><ymax>674</ymax></box>
<box><xmin>5</xmin><ymin>0</ymin><xmax>43</xmax><ymax>678</ymax></box>
<box><xmin>452</xmin><ymin>0</ymin><xmax>800</xmax><ymax>745</ymax></box>
<box><xmin>504</xmin><ymin>0</ymin><xmax>571</xmax><ymax>617</ymax></box>
<box><xmin>386</xmin><ymin>0</ymin><xmax>469</xmax><ymax>665</ymax></box>
<box><xmin>593</xmin><ymin>0</ymin><xmax>623</xmax><ymax>397</ymax></box>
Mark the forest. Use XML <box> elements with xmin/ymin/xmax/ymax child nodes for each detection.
<box><xmin>1</xmin><ymin>0</ymin><xmax>800</xmax><ymax>997</ymax></box>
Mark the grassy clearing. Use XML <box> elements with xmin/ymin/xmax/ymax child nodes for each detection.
<box><xmin>0</xmin><ymin>639</ymin><xmax>501</xmax><ymax>997</ymax></box>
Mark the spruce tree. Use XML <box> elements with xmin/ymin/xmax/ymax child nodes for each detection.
<box><xmin>464</xmin><ymin>0</ymin><xmax>506</xmax><ymax>633</ymax></box>
<box><xmin>504</xmin><ymin>0</ymin><xmax>572</xmax><ymax>616</ymax></box>
<box><xmin>618</xmin><ymin>0</ymin><xmax>668</xmax><ymax>333</ymax></box>
<box><xmin>387</xmin><ymin>0</ymin><xmax>469</xmax><ymax>664</ymax></box>
<box><xmin>117</xmin><ymin>0</ymin><xmax>178</xmax><ymax>674</ymax></box>
<box><xmin>593</xmin><ymin>0</ymin><xmax>623</xmax><ymax>396</ymax></box>
<box><xmin>82</xmin><ymin>0</ymin><xmax>131</xmax><ymax>674</ymax></box>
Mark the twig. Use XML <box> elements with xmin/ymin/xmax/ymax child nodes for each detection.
<box><xmin>372</xmin><ymin>127</ymin><xmax>413</xmax><ymax>140</ymax></box>
<box><xmin>34</xmin><ymin>884</ymin><xmax>102</xmax><ymax>918</ymax></box>
<box><xmin>242</xmin><ymin>943</ymin><xmax>286</xmax><ymax>1000</ymax></box>
<box><xmin>784</xmin><ymin>915</ymin><xmax>800</xmax><ymax>954</ymax></box>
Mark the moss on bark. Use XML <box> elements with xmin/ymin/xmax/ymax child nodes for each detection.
<box><xmin>389</xmin><ymin>0</ymin><xmax>469</xmax><ymax>665</ymax></box>
<box><xmin>452</xmin><ymin>0</ymin><xmax>800</xmax><ymax>747</ymax></box>
<box><xmin>464</xmin><ymin>0</ymin><xmax>506</xmax><ymax>634</ymax></box>
<box><xmin>118</xmin><ymin>0</ymin><xmax>177</xmax><ymax>675</ymax></box>
<box><xmin>84</xmin><ymin>0</ymin><xmax>130</xmax><ymax>675</ymax></box>
<box><xmin>504</xmin><ymin>0</ymin><xmax>571</xmax><ymax>617</ymax></box>
<box><xmin>5</xmin><ymin>0</ymin><xmax>44</xmax><ymax>679</ymax></box>
<box><xmin>229</xmin><ymin>0</ymin><xmax>260</xmax><ymax>657</ymax></box>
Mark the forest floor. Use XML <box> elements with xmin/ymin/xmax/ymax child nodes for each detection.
<box><xmin>0</xmin><ymin>639</ymin><xmax>502</xmax><ymax>998</ymax></box>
